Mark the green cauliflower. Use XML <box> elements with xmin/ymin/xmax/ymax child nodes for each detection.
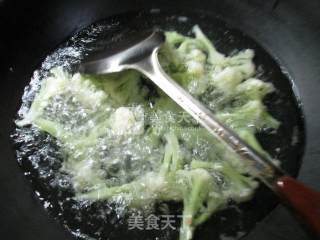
<box><xmin>17</xmin><ymin>26</ymin><xmax>280</xmax><ymax>240</ymax></box>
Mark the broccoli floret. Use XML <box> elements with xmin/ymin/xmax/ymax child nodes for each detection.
<box><xmin>161</xmin><ymin>131</ymin><xmax>183</xmax><ymax>174</ymax></box>
<box><xmin>216</xmin><ymin>100</ymin><xmax>280</xmax><ymax>131</ymax></box>
<box><xmin>192</xmin><ymin>25</ymin><xmax>226</xmax><ymax>65</ymax></box>
<box><xmin>177</xmin><ymin>169</ymin><xmax>225</xmax><ymax>240</ymax></box>
<box><xmin>236</xmin><ymin>78</ymin><xmax>275</xmax><ymax>101</ymax></box>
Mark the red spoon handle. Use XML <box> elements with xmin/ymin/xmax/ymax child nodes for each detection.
<box><xmin>275</xmin><ymin>176</ymin><xmax>320</xmax><ymax>236</ymax></box>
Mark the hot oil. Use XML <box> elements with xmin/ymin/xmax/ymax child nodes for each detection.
<box><xmin>12</xmin><ymin>10</ymin><xmax>305</xmax><ymax>240</ymax></box>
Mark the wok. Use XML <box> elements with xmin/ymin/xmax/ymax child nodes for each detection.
<box><xmin>0</xmin><ymin>0</ymin><xmax>319</xmax><ymax>240</ymax></box>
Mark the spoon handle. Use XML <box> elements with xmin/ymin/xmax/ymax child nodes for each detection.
<box><xmin>275</xmin><ymin>176</ymin><xmax>320</xmax><ymax>236</ymax></box>
<box><xmin>133</xmin><ymin>47</ymin><xmax>283</xmax><ymax>187</ymax></box>
<box><xmin>132</xmin><ymin>47</ymin><xmax>320</xmax><ymax>237</ymax></box>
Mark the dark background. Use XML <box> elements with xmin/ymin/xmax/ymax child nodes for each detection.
<box><xmin>0</xmin><ymin>0</ymin><xmax>319</xmax><ymax>239</ymax></box>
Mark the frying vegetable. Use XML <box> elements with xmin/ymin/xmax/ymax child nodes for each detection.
<box><xmin>17</xmin><ymin>26</ymin><xmax>279</xmax><ymax>240</ymax></box>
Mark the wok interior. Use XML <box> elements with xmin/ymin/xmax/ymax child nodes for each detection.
<box><xmin>12</xmin><ymin>10</ymin><xmax>305</xmax><ymax>240</ymax></box>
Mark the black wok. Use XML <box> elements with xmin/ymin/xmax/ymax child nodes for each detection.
<box><xmin>0</xmin><ymin>0</ymin><xmax>320</xmax><ymax>240</ymax></box>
